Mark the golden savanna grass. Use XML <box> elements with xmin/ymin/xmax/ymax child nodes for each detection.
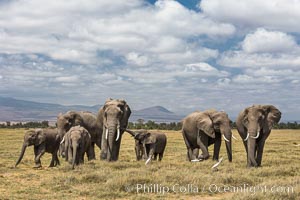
<box><xmin>0</xmin><ymin>129</ymin><xmax>299</xmax><ymax>200</ymax></box>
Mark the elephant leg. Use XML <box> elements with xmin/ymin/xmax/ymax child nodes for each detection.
<box><xmin>34</xmin><ymin>145</ymin><xmax>45</xmax><ymax>168</ymax></box>
<box><xmin>55</xmin><ymin>152</ymin><xmax>60</xmax><ymax>166</ymax></box>
<box><xmin>192</xmin><ymin>148</ymin><xmax>199</xmax><ymax>160</ymax></box>
<box><xmin>182</xmin><ymin>130</ymin><xmax>193</xmax><ymax>161</ymax></box>
<box><xmin>49</xmin><ymin>153</ymin><xmax>55</xmax><ymax>167</ymax></box>
<box><xmin>213</xmin><ymin>133</ymin><xmax>221</xmax><ymax>161</ymax></box>
<box><xmin>135</xmin><ymin>144</ymin><xmax>142</xmax><ymax>161</ymax></box>
<box><xmin>100</xmin><ymin>128</ymin><xmax>108</xmax><ymax>160</ymax></box>
<box><xmin>158</xmin><ymin>153</ymin><xmax>163</xmax><ymax>161</ymax></box>
<box><xmin>89</xmin><ymin>142</ymin><xmax>96</xmax><ymax>160</ymax></box>
<box><xmin>87</xmin><ymin>145</ymin><xmax>95</xmax><ymax>161</ymax></box>
<box><xmin>153</xmin><ymin>153</ymin><xmax>158</xmax><ymax>161</ymax></box>
<box><xmin>256</xmin><ymin>138</ymin><xmax>266</xmax><ymax>167</ymax></box>
<box><xmin>197</xmin><ymin>133</ymin><xmax>209</xmax><ymax>160</ymax></box>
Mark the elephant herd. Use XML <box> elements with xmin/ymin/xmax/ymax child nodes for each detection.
<box><xmin>14</xmin><ymin>100</ymin><xmax>281</xmax><ymax>169</ymax></box>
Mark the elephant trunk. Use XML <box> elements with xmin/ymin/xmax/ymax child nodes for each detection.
<box><xmin>247</xmin><ymin>122</ymin><xmax>260</xmax><ymax>167</ymax></box>
<box><xmin>15</xmin><ymin>144</ymin><xmax>27</xmax><ymax>167</ymax></box>
<box><xmin>125</xmin><ymin>129</ymin><xmax>136</xmax><ymax>137</ymax></box>
<box><xmin>221</xmin><ymin>127</ymin><xmax>232</xmax><ymax>162</ymax></box>
<box><xmin>107</xmin><ymin>125</ymin><xmax>117</xmax><ymax>161</ymax></box>
<box><xmin>72</xmin><ymin>143</ymin><xmax>78</xmax><ymax>169</ymax></box>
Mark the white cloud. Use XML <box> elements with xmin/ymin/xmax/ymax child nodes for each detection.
<box><xmin>200</xmin><ymin>0</ymin><xmax>300</xmax><ymax>32</ymax></box>
<box><xmin>0</xmin><ymin>0</ymin><xmax>235</xmax><ymax>65</ymax></box>
<box><xmin>242</xmin><ymin>28</ymin><xmax>298</xmax><ymax>53</ymax></box>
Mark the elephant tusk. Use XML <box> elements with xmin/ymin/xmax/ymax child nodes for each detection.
<box><xmin>251</xmin><ymin>131</ymin><xmax>260</xmax><ymax>139</ymax></box>
<box><xmin>232</xmin><ymin>134</ymin><xmax>238</xmax><ymax>140</ymax></box>
<box><xmin>116</xmin><ymin>127</ymin><xmax>120</xmax><ymax>141</ymax></box>
<box><xmin>60</xmin><ymin>136</ymin><xmax>65</xmax><ymax>145</ymax></box>
<box><xmin>105</xmin><ymin>128</ymin><xmax>109</xmax><ymax>140</ymax></box>
<box><xmin>244</xmin><ymin>133</ymin><xmax>249</xmax><ymax>141</ymax></box>
<box><xmin>222</xmin><ymin>135</ymin><xmax>230</xmax><ymax>142</ymax></box>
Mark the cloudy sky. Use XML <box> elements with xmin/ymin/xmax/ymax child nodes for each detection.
<box><xmin>0</xmin><ymin>0</ymin><xmax>299</xmax><ymax>120</ymax></box>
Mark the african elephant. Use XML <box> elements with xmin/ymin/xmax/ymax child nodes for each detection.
<box><xmin>182</xmin><ymin>110</ymin><xmax>233</xmax><ymax>162</ymax></box>
<box><xmin>15</xmin><ymin>128</ymin><xmax>60</xmax><ymax>168</ymax></box>
<box><xmin>126</xmin><ymin>129</ymin><xmax>167</xmax><ymax>164</ymax></box>
<box><xmin>57</xmin><ymin>111</ymin><xmax>101</xmax><ymax>160</ymax></box>
<box><xmin>98</xmin><ymin>98</ymin><xmax>131</xmax><ymax>161</ymax></box>
<box><xmin>236</xmin><ymin>105</ymin><xmax>281</xmax><ymax>167</ymax></box>
<box><xmin>61</xmin><ymin>125</ymin><xmax>92</xmax><ymax>169</ymax></box>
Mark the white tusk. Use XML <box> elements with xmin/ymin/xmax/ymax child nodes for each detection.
<box><xmin>116</xmin><ymin>128</ymin><xmax>120</xmax><ymax>141</ymax></box>
<box><xmin>60</xmin><ymin>136</ymin><xmax>65</xmax><ymax>145</ymax></box>
<box><xmin>294</xmin><ymin>144</ymin><xmax>300</xmax><ymax>147</ymax></box>
<box><xmin>251</xmin><ymin>131</ymin><xmax>260</xmax><ymax>139</ymax></box>
<box><xmin>145</xmin><ymin>157</ymin><xmax>151</xmax><ymax>165</ymax></box>
<box><xmin>211</xmin><ymin>157</ymin><xmax>223</xmax><ymax>169</ymax></box>
<box><xmin>232</xmin><ymin>134</ymin><xmax>238</xmax><ymax>140</ymax></box>
<box><xmin>244</xmin><ymin>133</ymin><xmax>249</xmax><ymax>141</ymax></box>
<box><xmin>105</xmin><ymin>128</ymin><xmax>108</xmax><ymax>140</ymax></box>
<box><xmin>191</xmin><ymin>159</ymin><xmax>200</xmax><ymax>162</ymax></box>
<box><xmin>222</xmin><ymin>135</ymin><xmax>230</xmax><ymax>142</ymax></box>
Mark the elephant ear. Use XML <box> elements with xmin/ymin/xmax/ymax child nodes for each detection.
<box><xmin>143</xmin><ymin>132</ymin><xmax>156</xmax><ymax>144</ymax></box>
<box><xmin>263</xmin><ymin>105</ymin><xmax>281</xmax><ymax>126</ymax></box>
<box><xmin>120</xmin><ymin>100</ymin><xmax>131</xmax><ymax>129</ymax></box>
<box><xmin>242</xmin><ymin>108</ymin><xmax>250</xmax><ymax>127</ymax></box>
<box><xmin>68</xmin><ymin>111</ymin><xmax>83</xmax><ymax>126</ymax></box>
<box><xmin>35</xmin><ymin>129</ymin><xmax>46</xmax><ymax>145</ymax></box>
<box><xmin>196</xmin><ymin>114</ymin><xmax>215</xmax><ymax>138</ymax></box>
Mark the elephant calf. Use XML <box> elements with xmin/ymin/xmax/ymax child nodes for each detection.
<box><xmin>15</xmin><ymin>128</ymin><xmax>60</xmax><ymax>168</ymax></box>
<box><xmin>126</xmin><ymin>129</ymin><xmax>167</xmax><ymax>164</ymax></box>
<box><xmin>61</xmin><ymin>125</ymin><xmax>92</xmax><ymax>169</ymax></box>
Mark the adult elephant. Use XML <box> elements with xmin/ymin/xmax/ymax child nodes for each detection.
<box><xmin>98</xmin><ymin>98</ymin><xmax>131</xmax><ymax>161</ymax></box>
<box><xmin>236</xmin><ymin>105</ymin><xmax>281</xmax><ymax>167</ymax></box>
<box><xmin>57</xmin><ymin>111</ymin><xmax>101</xmax><ymax>160</ymax></box>
<box><xmin>182</xmin><ymin>110</ymin><xmax>233</xmax><ymax>162</ymax></box>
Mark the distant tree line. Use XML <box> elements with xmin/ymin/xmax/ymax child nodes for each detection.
<box><xmin>1</xmin><ymin>120</ymin><xmax>300</xmax><ymax>130</ymax></box>
<box><xmin>0</xmin><ymin>121</ymin><xmax>49</xmax><ymax>128</ymax></box>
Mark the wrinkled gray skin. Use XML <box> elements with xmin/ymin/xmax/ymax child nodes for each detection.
<box><xmin>62</xmin><ymin>126</ymin><xmax>92</xmax><ymax>169</ymax></box>
<box><xmin>236</xmin><ymin>105</ymin><xmax>281</xmax><ymax>168</ymax></box>
<box><xmin>57</xmin><ymin>111</ymin><xmax>101</xmax><ymax>160</ymax></box>
<box><xmin>99</xmin><ymin>99</ymin><xmax>131</xmax><ymax>161</ymax></box>
<box><xmin>182</xmin><ymin>110</ymin><xmax>233</xmax><ymax>162</ymax></box>
<box><xmin>126</xmin><ymin>129</ymin><xmax>167</xmax><ymax>163</ymax></box>
<box><xmin>15</xmin><ymin>129</ymin><xmax>60</xmax><ymax>168</ymax></box>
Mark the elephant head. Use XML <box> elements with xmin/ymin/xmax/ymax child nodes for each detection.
<box><xmin>57</xmin><ymin>111</ymin><xmax>83</xmax><ymax>139</ymax></box>
<box><xmin>208</xmin><ymin>111</ymin><xmax>233</xmax><ymax>162</ymax></box>
<box><xmin>100</xmin><ymin>98</ymin><xmax>131</xmax><ymax>161</ymax></box>
<box><xmin>242</xmin><ymin>105</ymin><xmax>281</xmax><ymax>141</ymax></box>
<box><xmin>15</xmin><ymin>129</ymin><xmax>46</xmax><ymax>167</ymax></box>
<box><xmin>131</xmin><ymin>129</ymin><xmax>155</xmax><ymax>144</ymax></box>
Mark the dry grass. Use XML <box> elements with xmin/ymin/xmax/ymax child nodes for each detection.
<box><xmin>0</xmin><ymin>129</ymin><xmax>299</xmax><ymax>200</ymax></box>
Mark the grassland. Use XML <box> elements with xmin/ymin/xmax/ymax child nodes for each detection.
<box><xmin>0</xmin><ymin>129</ymin><xmax>299</xmax><ymax>200</ymax></box>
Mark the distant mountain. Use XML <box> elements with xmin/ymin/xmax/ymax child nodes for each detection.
<box><xmin>0</xmin><ymin>97</ymin><xmax>183</xmax><ymax>123</ymax></box>
<box><xmin>131</xmin><ymin>106</ymin><xmax>183</xmax><ymax>123</ymax></box>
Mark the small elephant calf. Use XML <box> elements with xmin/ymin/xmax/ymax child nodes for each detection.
<box><xmin>126</xmin><ymin>129</ymin><xmax>167</xmax><ymax>165</ymax></box>
<box><xmin>61</xmin><ymin>125</ymin><xmax>92</xmax><ymax>169</ymax></box>
<box><xmin>15</xmin><ymin>128</ymin><xmax>60</xmax><ymax>168</ymax></box>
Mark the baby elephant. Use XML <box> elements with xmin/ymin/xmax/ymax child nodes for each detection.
<box><xmin>61</xmin><ymin>125</ymin><xmax>91</xmax><ymax>169</ymax></box>
<box><xmin>15</xmin><ymin>128</ymin><xmax>60</xmax><ymax>168</ymax></box>
<box><xmin>126</xmin><ymin>129</ymin><xmax>167</xmax><ymax>165</ymax></box>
